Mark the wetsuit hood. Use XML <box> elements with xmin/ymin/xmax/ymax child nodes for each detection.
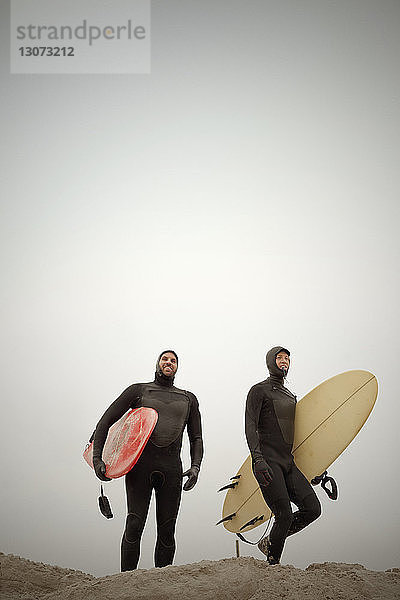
<box><xmin>266</xmin><ymin>346</ymin><xmax>290</xmax><ymax>380</ymax></box>
<box><xmin>155</xmin><ymin>349</ymin><xmax>178</xmax><ymax>387</ymax></box>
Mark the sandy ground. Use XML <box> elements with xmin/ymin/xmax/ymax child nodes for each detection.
<box><xmin>1</xmin><ymin>552</ymin><xmax>399</xmax><ymax>600</ymax></box>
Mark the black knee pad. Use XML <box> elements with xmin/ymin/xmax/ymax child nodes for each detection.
<box><xmin>124</xmin><ymin>512</ymin><xmax>145</xmax><ymax>544</ymax></box>
<box><xmin>157</xmin><ymin>517</ymin><xmax>177</xmax><ymax>548</ymax></box>
<box><xmin>304</xmin><ymin>493</ymin><xmax>322</xmax><ymax>522</ymax></box>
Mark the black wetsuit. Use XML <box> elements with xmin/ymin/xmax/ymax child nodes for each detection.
<box><xmin>245</xmin><ymin>346</ymin><xmax>321</xmax><ymax>563</ymax></box>
<box><xmin>92</xmin><ymin>361</ymin><xmax>203</xmax><ymax>570</ymax></box>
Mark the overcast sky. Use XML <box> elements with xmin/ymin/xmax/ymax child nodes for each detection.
<box><xmin>1</xmin><ymin>0</ymin><xmax>399</xmax><ymax>577</ymax></box>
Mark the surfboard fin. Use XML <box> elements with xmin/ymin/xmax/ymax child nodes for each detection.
<box><xmin>216</xmin><ymin>512</ymin><xmax>236</xmax><ymax>525</ymax></box>
<box><xmin>218</xmin><ymin>474</ymin><xmax>241</xmax><ymax>492</ymax></box>
<box><xmin>218</xmin><ymin>481</ymin><xmax>239</xmax><ymax>492</ymax></box>
<box><xmin>240</xmin><ymin>515</ymin><xmax>264</xmax><ymax>530</ymax></box>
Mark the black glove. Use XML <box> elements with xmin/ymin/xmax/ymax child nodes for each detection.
<box><xmin>93</xmin><ymin>457</ymin><xmax>111</xmax><ymax>482</ymax></box>
<box><xmin>254</xmin><ymin>458</ymin><xmax>274</xmax><ymax>487</ymax></box>
<box><xmin>183</xmin><ymin>466</ymin><xmax>200</xmax><ymax>491</ymax></box>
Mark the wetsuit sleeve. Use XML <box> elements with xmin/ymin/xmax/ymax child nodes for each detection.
<box><xmin>245</xmin><ymin>384</ymin><xmax>264</xmax><ymax>463</ymax></box>
<box><xmin>186</xmin><ymin>392</ymin><xmax>204</xmax><ymax>469</ymax></box>
<box><xmin>92</xmin><ymin>384</ymin><xmax>142</xmax><ymax>461</ymax></box>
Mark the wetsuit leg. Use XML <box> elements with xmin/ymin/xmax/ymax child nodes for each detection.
<box><xmin>253</xmin><ymin>462</ymin><xmax>293</xmax><ymax>562</ymax></box>
<box><xmin>267</xmin><ymin>497</ymin><xmax>294</xmax><ymax>562</ymax></box>
<box><xmin>122</xmin><ymin>443</ymin><xmax>183</xmax><ymax>570</ymax></box>
<box><xmin>121</xmin><ymin>459</ymin><xmax>153</xmax><ymax>571</ymax></box>
<box><xmin>285</xmin><ymin>464</ymin><xmax>321</xmax><ymax>536</ymax></box>
<box><xmin>153</xmin><ymin>457</ymin><xmax>183</xmax><ymax>567</ymax></box>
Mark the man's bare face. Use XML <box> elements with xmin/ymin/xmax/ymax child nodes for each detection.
<box><xmin>276</xmin><ymin>351</ymin><xmax>290</xmax><ymax>372</ymax></box>
<box><xmin>159</xmin><ymin>352</ymin><xmax>178</xmax><ymax>377</ymax></box>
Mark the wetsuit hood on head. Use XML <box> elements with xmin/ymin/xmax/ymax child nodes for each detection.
<box><xmin>266</xmin><ymin>346</ymin><xmax>290</xmax><ymax>379</ymax></box>
<box><xmin>155</xmin><ymin>349</ymin><xmax>179</xmax><ymax>387</ymax></box>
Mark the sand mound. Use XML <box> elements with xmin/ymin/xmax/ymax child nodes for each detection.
<box><xmin>1</xmin><ymin>552</ymin><xmax>399</xmax><ymax>600</ymax></box>
<box><xmin>0</xmin><ymin>553</ymin><xmax>93</xmax><ymax>600</ymax></box>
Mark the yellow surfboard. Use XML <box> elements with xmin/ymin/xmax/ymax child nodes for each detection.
<box><xmin>221</xmin><ymin>370</ymin><xmax>378</xmax><ymax>533</ymax></box>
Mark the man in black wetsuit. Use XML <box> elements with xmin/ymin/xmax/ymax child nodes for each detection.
<box><xmin>245</xmin><ymin>346</ymin><xmax>321</xmax><ymax>565</ymax></box>
<box><xmin>92</xmin><ymin>350</ymin><xmax>203</xmax><ymax>571</ymax></box>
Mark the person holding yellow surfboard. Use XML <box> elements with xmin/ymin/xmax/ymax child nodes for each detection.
<box><xmin>245</xmin><ymin>346</ymin><xmax>321</xmax><ymax>564</ymax></box>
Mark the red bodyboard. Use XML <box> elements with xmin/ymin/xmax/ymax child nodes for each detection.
<box><xmin>83</xmin><ymin>407</ymin><xmax>158</xmax><ymax>479</ymax></box>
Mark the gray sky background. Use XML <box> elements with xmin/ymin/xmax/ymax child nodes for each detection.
<box><xmin>1</xmin><ymin>0</ymin><xmax>399</xmax><ymax>577</ymax></box>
